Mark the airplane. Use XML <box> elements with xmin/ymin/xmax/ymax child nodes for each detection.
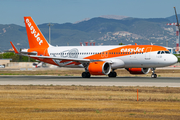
<box><xmin>10</xmin><ymin>16</ymin><xmax>178</xmax><ymax>78</ymax></box>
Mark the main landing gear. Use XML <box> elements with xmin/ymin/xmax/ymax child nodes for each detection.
<box><xmin>151</xmin><ymin>68</ymin><xmax>157</xmax><ymax>78</ymax></box>
<box><xmin>82</xmin><ymin>63</ymin><xmax>91</xmax><ymax>78</ymax></box>
<box><xmin>82</xmin><ymin>72</ymin><xmax>91</xmax><ymax>78</ymax></box>
<box><xmin>108</xmin><ymin>70</ymin><xmax>117</xmax><ymax>77</ymax></box>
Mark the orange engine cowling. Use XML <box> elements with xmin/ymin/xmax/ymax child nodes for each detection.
<box><xmin>126</xmin><ymin>68</ymin><xmax>150</xmax><ymax>74</ymax></box>
<box><xmin>88</xmin><ymin>61</ymin><xmax>111</xmax><ymax>75</ymax></box>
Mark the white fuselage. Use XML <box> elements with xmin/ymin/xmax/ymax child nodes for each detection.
<box><xmin>47</xmin><ymin>45</ymin><xmax>177</xmax><ymax>69</ymax></box>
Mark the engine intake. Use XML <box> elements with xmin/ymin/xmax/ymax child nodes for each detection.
<box><xmin>88</xmin><ymin>61</ymin><xmax>111</xmax><ymax>75</ymax></box>
<box><xmin>126</xmin><ymin>68</ymin><xmax>150</xmax><ymax>74</ymax></box>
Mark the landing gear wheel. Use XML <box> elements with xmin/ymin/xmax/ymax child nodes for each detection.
<box><xmin>151</xmin><ymin>74</ymin><xmax>157</xmax><ymax>78</ymax></box>
<box><xmin>82</xmin><ymin>72</ymin><xmax>91</xmax><ymax>78</ymax></box>
<box><xmin>108</xmin><ymin>72</ymin><xmax>117</xmax><ymax>77</ymax></box>
<box><xmin>151</xmin><ymin>68</ymin><xmax>157</xmax><ymax>78</ymax></box>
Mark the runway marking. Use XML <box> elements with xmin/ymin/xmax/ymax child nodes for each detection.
<box><xmin>0</xmin><ymin>76</ymin><xmax>180</xmax><ymax>87</ymax></box>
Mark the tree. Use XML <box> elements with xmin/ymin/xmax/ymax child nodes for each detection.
<box><xmin>119</xmin><ymin>43</ymin><xmax>125</xmax><ymax>45</ymax></box>
<box><xmin>1</xmin><ymin>52</ymin><xmax>36</xmax><ymax>62</ymax></box>
<box><xmin>0</xmin><ymin>54</ymin><xmax>3</xmax><ymax>59</ymax></box>
<box><xmin>2</xmin><ymin>52</ymin><xmax>15</xmax><ymax>59</ymax></box>
<box><xmin>174</xmin><ymin>54</ymin><xmax>180</xmax><ymax>62</ymax></box>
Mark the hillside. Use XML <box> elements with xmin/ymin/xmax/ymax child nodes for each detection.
<box><xmin>0</xmin><ymin>15</ymin><xmax>179</xmax><ymax>51</ymax></box>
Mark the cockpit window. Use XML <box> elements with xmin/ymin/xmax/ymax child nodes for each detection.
<box><xmin>165</xmin><ymin>51</ymin><xmax>170</xmax><ymax>54</ymax></box>
<box><xmin>168</xmin><ymin>49</ymin><xmax>172</xmax><ymax>53</ymax></box>
<box><xmin>157</xmin><ymin>51</ymin><xmax>171</xmax><ymax>54</ymax></box>
<box><xmin>161</xmin><ymin>51</ymin><xmax>165</xmax><ymax>54</ymax></box>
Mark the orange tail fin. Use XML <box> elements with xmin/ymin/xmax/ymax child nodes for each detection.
<box><xmin>24</xmin><ymin>16</ymin><xmax>50</xmax><ymax>49</ymax></box>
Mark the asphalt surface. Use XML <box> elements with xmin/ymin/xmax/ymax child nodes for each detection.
<box><xmin>0</xmin><ymin>76</ymin><xmax>180</xmax><ymax>87</ymax></box>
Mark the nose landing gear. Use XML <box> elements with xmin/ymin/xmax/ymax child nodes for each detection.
<box><xmin>151</xmin><ymin>68</ymin><xmax>157</xmax><ymax>78</ymax></box>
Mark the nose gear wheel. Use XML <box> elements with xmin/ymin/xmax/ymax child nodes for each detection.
<box><xmin>151</xmin><ymin>68</ymin><xmax>157</xmax><ymax>78</ymax></box>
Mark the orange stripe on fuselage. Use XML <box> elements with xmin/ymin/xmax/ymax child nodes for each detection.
<box><xmin>84</xmin><ymin>45</ymin><xmax>168</xmax><ymax>60</ymax></box>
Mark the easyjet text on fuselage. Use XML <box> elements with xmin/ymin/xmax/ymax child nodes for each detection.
<box><xmin>121</xmin><ymin>47</ymin><xmax>145</xmax><ymax>52</ymax></box>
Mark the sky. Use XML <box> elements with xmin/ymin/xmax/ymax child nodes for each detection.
<box><xmin>0</xmin><ymin>0</ymin><xmax>180</xmax><ymax>26</ymax></box>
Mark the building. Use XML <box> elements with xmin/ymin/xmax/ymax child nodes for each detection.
<box><xmin>0</xmin><ymin>59</ymin><xmax>12</xmax><ymax>67</ymax></box>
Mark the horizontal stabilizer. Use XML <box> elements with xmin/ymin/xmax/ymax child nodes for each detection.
<box><xmin>20</xmin><ymin>51</ymin><xmax>37</xmax><ymax>55</ymax></box>
<box><xmin>10</xmin><ymin>41</ymin><xmax>37</xmax><ymax>55</ymax></box>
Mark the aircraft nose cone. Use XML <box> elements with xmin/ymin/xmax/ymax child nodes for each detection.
<box><xmin>170</xmin><ymin>55</ymin><xmax>178</xmax><ymax>64</ymax></box>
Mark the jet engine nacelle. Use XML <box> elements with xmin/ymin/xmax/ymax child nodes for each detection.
<box><xmin>88</xmin><ymin>61</ymin><xmax>111</xmax><ymax>75</ymax></box>
<box><xmin>126</xmin><ymin>68</ymin><xmax>150</xmax><ymax>74</ymax></box>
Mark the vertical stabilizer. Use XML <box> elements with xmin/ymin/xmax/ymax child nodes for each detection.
<box><xmin>24</xmin><ymin>16</ymin><xmax>49</xmax><ymax>49</ymax></box>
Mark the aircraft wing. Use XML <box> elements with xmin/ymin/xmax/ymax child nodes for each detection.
<box><xmin>29</xmin><ymin>55</ymin><xmax>91</xmax><ymax>62</ymax></box>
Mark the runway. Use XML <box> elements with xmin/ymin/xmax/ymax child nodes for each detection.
<box><xmin>0</xmin><ymin>76</ymin><xmax>180</xmax><ymax>87</ymax></box>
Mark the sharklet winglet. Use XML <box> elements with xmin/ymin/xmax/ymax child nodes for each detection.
<box><xmin>10</xmin><ymin>41</ymin><xmax>19</xmax><ymax>54</ymax></box>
